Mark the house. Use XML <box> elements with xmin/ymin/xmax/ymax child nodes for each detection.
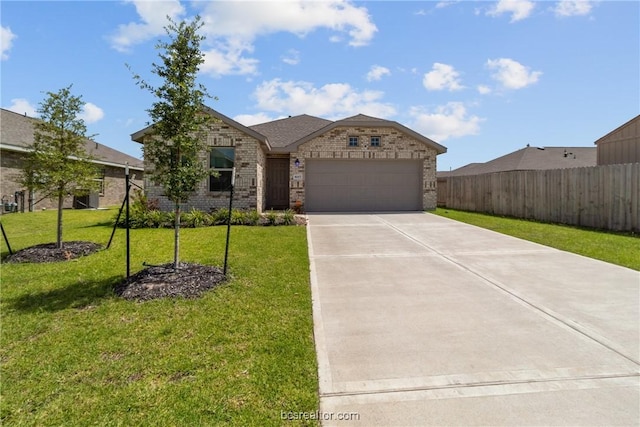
<box><xmin>443</xmin><ymin>146</ymin><xmax>597</xmax><ymax>177</ymax></box>
<box><xmin>594</xmin><ymin>115</ymin><xmax>640</xmax><ymax>165</ymax></box>
<box><xmin>132</xmin><ymin>106</ymin><xmax>447</xmax><ymax>213</ymax></box>
<box><xmin>436</xmin><ymin>146</ymin><xmax>597</xmax><ymax>206</ymax></box>
<box><xmin>0</xmin><ymin>108</ymin><xmax>144</xmax><ymax>212</ymax></box>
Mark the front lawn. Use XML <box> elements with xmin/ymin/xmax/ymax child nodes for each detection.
<box><xmin>0</xmin><ymin>209</ymin><xmax>319</xmax><ymax>426</ymax></box>
<box><xmin>434</xmin><ymin>208</ymin><xmax>640</xmax><ymax>271</ymax></box>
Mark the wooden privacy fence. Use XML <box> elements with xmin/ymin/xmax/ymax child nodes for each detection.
<box><xmin>442</xmin><ymin>163</ymin><xmax>640</xmax><ymax>232</ymax></box>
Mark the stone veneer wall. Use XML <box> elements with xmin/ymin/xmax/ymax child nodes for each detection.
<box><xmin>102</xmin><ymin>166</ymin><xmax>145</xmax><ymax>207</ymax></box>
<box><xmin>289</xmin><ymin>126</ymin><xmax>439</xmax><ymax>210</ymax></box>
<box><xmin>144</xmin><ymin>123</ymin><xmax>266</xmax><ymax>213</ymax></box>
<box><xmin>0</xmin><ymin>149</ymin><xmax>143</xmax><ymax>211</ymax></box>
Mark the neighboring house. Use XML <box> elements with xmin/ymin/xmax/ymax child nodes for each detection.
<box><xmin>132</xmin><ymin>106</ymin><xmax>447</xmax><ymax>213</ymax></box>
<box><xmin>594</xmin><ymin>115</ymin><xmax>640</xmax><ymax>165</ymax></box>
<box><xmin>1</xmin><ymin>108</ymin><xmax>144</xmax><ymax>212</ymax></box>
<box><xmin>443</xmin><ymin>145</ymin><xmax>596</xmax><ymax>177</ymax></box>
<box><xmin>437</xmin><ymin>146</ymin><xmax>597</xmax><ymax>206</ymax></box>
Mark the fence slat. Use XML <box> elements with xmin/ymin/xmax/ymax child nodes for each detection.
<box><xmin>443</xmin><ymin>163</ymin><xmax>640</xmax><ymax>231</ymax></box>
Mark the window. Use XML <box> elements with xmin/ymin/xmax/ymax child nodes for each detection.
<box><xmin>94</xmin><ymin>168</ymin><xmax>106</xmax><ymax>196</ymax></box>
<box><xmin>348</xmin><ymin>136</ymin><xmax>359</xmax><ymax>147</ymax></box>
<box><xmin>370</xmin><ymin>136</ymin><xmax>381</xmax><ymax>147</ymax></box>
<box><xmin>209</xmin><ymin>147</ymin><xmax>235</xmax><ymax>191</ymax></box>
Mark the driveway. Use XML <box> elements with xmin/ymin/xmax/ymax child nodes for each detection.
<box><xmin>307</xmin><ymin>213</ymin><xmax>639</xmax><ymax>426</ymax></box>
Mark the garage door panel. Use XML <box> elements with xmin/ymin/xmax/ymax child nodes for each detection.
<box><xmin>306</xmin><ymin>159</ymin><xmax>422</xmax><ymax>212</ymax></box>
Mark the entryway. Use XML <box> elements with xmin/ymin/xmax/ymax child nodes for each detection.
<box><xmin>266</xmin><ymin>157</ymin><xmax>289</xmax><ymax>210</ymax></box>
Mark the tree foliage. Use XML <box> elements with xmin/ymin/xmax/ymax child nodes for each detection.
<box><xmin>130</xmin><ymin>15</ymin><xmax>211</xmax><ymax>203</ymax></box>
<box><xmin>129</xmin><ymin>15</ymin><xmax>212</xmax><ymax>268</ymax></box>
<box><xmin>21</xmin><ymin>85</ymin><xmax>99</xmax><ymax>249</ymax></box>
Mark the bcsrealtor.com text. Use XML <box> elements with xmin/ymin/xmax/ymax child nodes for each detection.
<box><xmin>281</xmin><ymin>410</ymin><xmax>360</xmax><ymax>421</ymax></box>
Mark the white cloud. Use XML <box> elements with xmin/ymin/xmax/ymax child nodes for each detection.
<box><xmin>487</xmin><ymin>0</ymin><xmax>535</xmax><ymax>22</ymax></box>
<box><xmin>111</xmin><ymin>1</ymin><xmax>377</xmax><ymax>76</ymax></box>
<box><xmin>109</xmin><ymin>0</ymin><xmax>186</xmax><ymax>52</ymax></box>
<box><xmin>423</xmin><ymin>63</ymin><xmax>464</xmax><ymax>91</ymax></box>
<box><xmin>199</xmin><ymin>1</ymin><xmax>376</xmax><ymax>47</ymax></box>
<box><xmin>486</xmin><ymin>58</ymin><xmax>542</xmax><ymax>89</ymax></box>
<box><xmin>234</xmin><ymin>112</ymin><xmax>280</xmax><ymax>126</ymax></box>
<box><xmin>201</xmin><ymin>40</ymin><xmax>260</xmax><ymax>76</ymax></box>
<box><xmin>409</xmin><ymin>102</ymin><xmax>484</xmax><ymax>141</ymax></box>
<box><xmin>6</xmin><ymin>99</ymin><xmax>105</xmax><ymax>123</ymax></box>
<box><xmin>1</xmin><ymin>26</ymin><xmax>17</xmax><ymax>60</ymax></box>
<box><xmin>251</xmin><ymin>78</ymin><xmax>396</xmax><ymax>119</ymax></box>
<box><xmin>366</xmin><ymin>65</ymin><xmax>391</xmax><ymax>82</ymax></box>
<box><xmin>198</xmin><ymin>1</ymin><xmax>376</xmax><ymax>76</ymax></box>
<box><xmin>282</xmin><ymin>49</ymin><xmax>300</xmax><ymax>66</ymax></box>
<box><xmin>5</xmin><ymin>98</ymin><xmax>36</xmax><ymax>117</ymax></box>
<box><xmin>554</xmin><ymin>0</ymin><xmax>593</xmax><ymax>17</ymax></box>
<box><xmin>436</xmin><ymin>1</ymin><xmax>460</xmax><ymax>9</ymax></box>
<box><xmin>79</xmin><ymin>103</ymin><xmax>105</xmax><ymax>124</ymax></box>
<box><xmin>118</xmin><ymin>118</ymin><xmax>135</xmax><ymax>128</ymax></box>
<box><xmin>477</xmin><ymin>85</ymin><xmax>492</xmax><ymax>95</ymax></box>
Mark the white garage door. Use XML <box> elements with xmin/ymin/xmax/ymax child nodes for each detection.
<box><xmin>305</xmin><ymin>159</ymin><xmax>423</xmax><ymax>212</ymax></box>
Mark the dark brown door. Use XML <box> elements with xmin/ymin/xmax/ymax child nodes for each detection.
<box><xmin>266</xmin><ymin>158</ymin><xmax>290</xmax><ymax>209</ymax></box>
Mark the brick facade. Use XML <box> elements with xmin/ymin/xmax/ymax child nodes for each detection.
<box><xmin>289</xmin><ymin>126</ymin><xmax>439</xmax><ymax>210</ymax></box>
<box><xmin>144</xmin><ymin>123</ymin><xmax>267</xmax><ymax>212</ymax></box>
<box><xmin>137</xmin><ymin>110</ymin><xmax>445</xmax><ymax>213</ymax></box>
<box><xmin>0</xmin><ymin>149</ymin><xmax>143</xmax><ymax>212</ymax></box>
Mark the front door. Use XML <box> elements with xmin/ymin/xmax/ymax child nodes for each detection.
<box><xmin>266</xmin><ymin>158</ymin><xmax>290</xmax><ymax>210</ymax></box>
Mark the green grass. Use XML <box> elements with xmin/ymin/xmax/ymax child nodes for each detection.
<box><xmin>0</xmin><ymin>209</ymin><xmax>319</xmax><ymax>426</ymax></box>
<box><xmin>434</xmin><ymin>208</ymin><xmax>640</xmax><ymax>271</ymax></box>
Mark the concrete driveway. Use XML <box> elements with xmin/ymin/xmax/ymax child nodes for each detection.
<box><xmin>307</xmin><ymin>213</ymin><xmax>639</xmax><ymax>426</ymax></box>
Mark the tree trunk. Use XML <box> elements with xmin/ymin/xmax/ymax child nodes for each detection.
<box><xmin>174</xmin><ymin>202</ymin><xmax>180</xmax><ymax>269</ymax></box>
<box><xmin>56</xmin><ymin>192</ymin><xmax>63</xmax><ymax>249</ymax></box>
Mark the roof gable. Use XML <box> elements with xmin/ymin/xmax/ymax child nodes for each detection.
<box><xmin>130</xmin><ymin>108</ymin><xmax>447</xmax><ymax>155</ymax></box>
<box><xmin>272</xmin><ymin>114</ymin><xmax>447</xmax><ymax>154</ymax></box>
<box><xmin>338</xmin><ymin>114</ymin><xmax>388</xmax><ymax>123</ymax></box>
<box><xmin>594</xmin><ymin>115</ymin><xmax>640</xmax><ymax>145</ymax></box>
<box><xmin>130</xmin><ymin>105</ymin><xmax>271</xmax><ymax>151</ymax></box>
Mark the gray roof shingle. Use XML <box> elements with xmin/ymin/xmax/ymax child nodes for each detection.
<box><xmin>262</xmin><ymin>113</ymin><xmax>447</xmax><ymax>154</ymax></box>
<box><xmin>337</xmin><ymin>114</ymin><xmax>388</xmax><ymax>123</ymax></box>
<box><xmin>130</xmin><ymin>106</ymin><xmax>447</xmax><ymax>155</ymax></box>
<box><xmin>445</xmin><ymin>146</ymin><xmax>596</xmax><ymax>176</ymax></box>
<box><xmin>249</xmin><ymin>114</ymin><xmax>332</xmax><ymax>148</ymax></box>
<box><xmin>1</xmin><ymin>108</ymin><xmax>143</xmax><ymax>169</ymax></box>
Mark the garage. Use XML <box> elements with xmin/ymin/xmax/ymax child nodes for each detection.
<box><xmin>305</xmin><ymin>159</ymin><xmax>423</xmax><ymax>212</ymax></box>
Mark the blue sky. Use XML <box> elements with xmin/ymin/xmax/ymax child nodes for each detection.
<box><xmin>1</xmin><ymin>1</ymin><xmax>638</xmax><ymax>171</ymax></box>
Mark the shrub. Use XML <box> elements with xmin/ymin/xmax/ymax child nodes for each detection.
<box><xmin>114</xmin><ymin>189</ymin><xmax>164</xmax><ymax>229</ymax></box>
<box><xmin>211</xmin><ymin>208</ymin><xmax>229</xmax><ymax>225</ymax></box>
<box><xmin>115</xmin><ymin>202</ymin><xmax>302</xmax><ymax>229</ymax></box>
<box><xmin>282</xmin><ymin>209</ymin><xmax>295</xmax><ymax>225</ymax></box>
<box><xmin>230</xmin><ymin>209</ymin><xmax>246</xmax><ymax>225</ymax></box>
<box><xmin>145</xmin><ymin>210</ymin><xmax>168</xmax><ymax>228</ymax></box>
<box><xmin>244</xmin><ymin>209</ymin><xmax>261</xmax><ymax>226</ymax></box>
<box><xmin>265</xmin><ymin>209</ymin><xmax>279</xmax><ymax>226</ymax></box>
<box><xmin>182</xmin><ymin>207</ymin><xmax>209</xmax><ymax>228</ymax></box>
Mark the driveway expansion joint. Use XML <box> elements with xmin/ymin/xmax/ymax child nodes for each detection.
<box><xmin>374</xmin><ymin>214</ymin><xmax>640</xmax><ymax>367</ymax></box>
<box><xmin>308</xmin><ymin>213</ymin><xmax>640</xmax><ymax>425</ymax></box>
<box><xmin>320</xmin><ymin>372</ymin><xmax>640</xmax><ymax>399</ymax></box>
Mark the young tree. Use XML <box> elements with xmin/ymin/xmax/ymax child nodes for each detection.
<box><xmin>21</xmin><ymin>86</ymin><xmax>99</xmax><ymax>249</ymax></box>
<box><xmin>130</xmin><ymin>15</ymin><xmax>212</xmax><ymax>269</ymax></box>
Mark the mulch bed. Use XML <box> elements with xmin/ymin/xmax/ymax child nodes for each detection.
<box><xmin>4</xmin><ymin>241</ymin><xmax>103</xmax><ymax>263</ymax></box>
<box><xmin>4</xmin><ymin>240</ymin><xmax>225</xmax><ymax>301</ymax></box>
<box><xmin>114</xmin><ymin>262</ymin><xmax>227</xmax><ymax>302</ymax></box>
